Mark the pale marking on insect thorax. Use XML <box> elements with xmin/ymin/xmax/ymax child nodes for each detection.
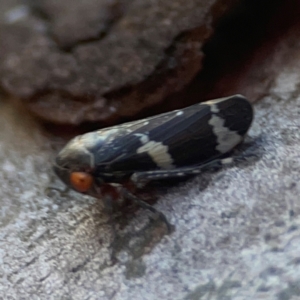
<box><xmin>58</xmin><ymin>135</ymin><xmax>95</xmax><ymax>167</ymax></box>
<box><xmin>203</xmin><ymin>96</ymin><xmax>234</xmax><ymax>113</ymax></box>
<box><xmin>209</xmin><ymin>104</ymin><xmax>219</xmax><ymax>113</ymax></box>
<box><xmin>208</xmin><ymin>115</ymin><xmax>242</xmax><ymax>153</ymax></box>
<box><xmin>134</xmin><ymin>133</ymin><xmax>150</xmax><ymax>144</ymax></box>
<box><xmin>136</xmin><ymin>141</ymin><xmax>174</xmax><ymax>169</ymax></box>
<box><xmin>203</xmin><ymin>101</ymin><xmax>219</xmax><ymax>113</ymax></box>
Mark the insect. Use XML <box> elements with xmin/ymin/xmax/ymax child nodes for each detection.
<box><xmin>53</xmin><ymin>95</ymin><xmax>253</xmax><ymax>227</ymax></box>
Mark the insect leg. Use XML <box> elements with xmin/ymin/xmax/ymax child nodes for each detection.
<box><xmin>131</xmin><ymin>157</ymin><xmax>235</xmax><ymax>187</ymax></box>
<box><xmin>45</xmin><ymin>171</ymin><xmax>71</xmax><ymax>197</ymax></box>
<box><xmin>121</xmin><ymin>189</ymin><xmax>174</xmax><ymax>233</ymax></box>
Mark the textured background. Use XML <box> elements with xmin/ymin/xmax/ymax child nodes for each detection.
<box><xmin>1</xmin><ymin>1</ymin><xmax>300</xmax><ymax>299</ymax></box>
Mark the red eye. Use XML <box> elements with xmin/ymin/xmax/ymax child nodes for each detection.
<box><xmin>70</xmin><ymin>172</ymin><xmax>93</xmax><ymax>193</ymax></box>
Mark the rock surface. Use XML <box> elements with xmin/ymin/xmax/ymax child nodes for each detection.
<box><xmin>0</xmin><ymin>0</ymin><xmax>238</xmax><ymax>125</ymax></box>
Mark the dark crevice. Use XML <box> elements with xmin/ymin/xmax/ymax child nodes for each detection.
<box><xmin>156</xmin><ymin>0</ymin><xmax>285</xmax><ymax>106</ymax></box>
<box><xmin>196</xmin><ymin>0</ymin><xmax>285</xmax><ymax>86</ymax></box>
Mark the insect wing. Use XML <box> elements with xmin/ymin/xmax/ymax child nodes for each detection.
<box><xmin>91</xmin><ymin>108</ymin><xmax>184</xmax><ymax>175</ymax></box>
<box><xmin>91</xmin><ymin>95</ymin><xmax>253</xmax><ymax>177</ymax></box>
